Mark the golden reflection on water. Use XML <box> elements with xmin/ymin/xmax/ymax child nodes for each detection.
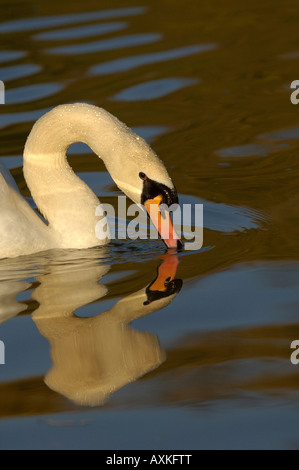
<box><xmin>0</xmin><ymin>0</ymin><xmax>299</xmax><ymax>447</ymax></box>
<box><xmin>32</xmin><ymin>254</ymin><xmax>181</xmax><ymax>407</ymax></box>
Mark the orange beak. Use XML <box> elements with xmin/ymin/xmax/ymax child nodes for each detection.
<box><xmin>144</xmin><ymin>195</ymin><xmax>182</xmax><ymax>250</ymax></box>
<box><xmin>148</xmin><ymin>254</ymin><xmax>180</xmax><ymax>292</ymax></box>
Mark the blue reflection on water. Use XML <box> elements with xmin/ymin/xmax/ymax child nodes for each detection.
<box><xmin>0</xmin><ymin>108</ymin><xmax>51</xmax><ymax>128</ymax></box>
<box><xmin>90</xmin><ymin>43</ymin><xmax>218</xmax><ymax>75</ymax></box>
<box><xmin>34</xmin><ymin>21</ymin><xmax>128</xmax><ymax>41</ymax></box>
<box><xmin>6</xmin><ymin>83</ymin><xmax>63</xmax><ymax>105</ymax></box>
<box><xmin>0</xmin><ymin>64</ymin><xmax>41</xmax><ymax>82</ymax></box>
<box><xmin>215</xmin><ymin>144</ymin><xmax>272</xmax><ymax>158</ymax></box>
<box><xmin>47</xmin><ymin>33</ymin><xmax>162</xmax><ymax>55</ymax></box>
<box><xmin>0</xmin><ymin>7</ymin><xmax>147</xmax><ymax>33</ymax></box>
<box><xmin>111</xmin><ymin>78</ymin><xmax>198</xmax><ymax>101</ymax></box>
<box><xmin>0</xmin><ymin>51</ymin><xmax>26</xmax><ymax>63</ymax></box>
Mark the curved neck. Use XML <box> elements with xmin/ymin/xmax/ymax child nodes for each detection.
<box><xmin>24</xmin><ymin>103</ymin><xmax>131</xmax><ymax>162</ymax></box>
<box><xmin>23</xmin><ymin>103</ymin><xmax>132</xmax><ymax>248</ymax></box>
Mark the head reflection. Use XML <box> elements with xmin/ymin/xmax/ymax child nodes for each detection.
<box><xmin>31</xmin><ymin>253</ymin><xmax>182</xmax><ymax>407</ymax></box>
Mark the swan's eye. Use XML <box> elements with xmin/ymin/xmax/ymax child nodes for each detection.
<box><xmin>139</xmin><ymin>172</ymin><xmax>147</xmax><ymax>180</ymax></box>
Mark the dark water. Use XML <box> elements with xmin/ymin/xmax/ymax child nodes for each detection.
<box><xmin>1</xmin><ymin>0</ymin><xmax>299</xmax><ymax>450</ymax></box>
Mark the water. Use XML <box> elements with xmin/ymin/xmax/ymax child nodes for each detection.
<box><xmin>0</xmin><ymin>0</ymin><xmax>299</xmax><ymax>450</ymax></box>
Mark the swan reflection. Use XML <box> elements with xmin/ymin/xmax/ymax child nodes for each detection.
<box><xmin>29</xmin><ymin>253</ymin><xmax>182</xmax><ymax>406</ymax></box>
<box><xmin>0</xmin><ymin>279</ymin><xmax>30</xmax><ymax>325</ymax></box>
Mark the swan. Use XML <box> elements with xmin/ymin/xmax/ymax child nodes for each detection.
<box><xmin>0</xmin><ymin>103</ymin><xmax>182</xmax><ymax>259</ymax></box>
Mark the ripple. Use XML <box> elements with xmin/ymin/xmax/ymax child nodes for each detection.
<box><xmin>279</xmin><ymin>51</ymin><xmax>299</xmax><ymax>59</ymax></box>
<box><xmin>34</xmin><ymin>21</ymin><xmax>127</xmax><ymax>41</ymax></box>
<box><xmin>215</xmin><ymin>144</ymin><xmax>273</xmax><ymax>158</ymax></box>
<box><xmin>111</xmin><ymin>78</ymin><xmax>198</xmax><ymax>101</ymax></box>
<box><xmin>0</xmin><ymin>7</ymin><xmax>146</xmax><ymax>33</ymax></box>
<box><xmin>46</xmin><ymin>33</ymin><xmax>162</xmax><ymax>55</ymax></box>
<box><xmin>259</xmin><ymin>127</ymin><xmax>299</xmax><ymax>141</ymax></box>
<box><xmin>90</xmin><ymin>43</ymin><xmax>218</xmax><ymax>75</ymax></box>
<box><xmin>0</xmin><ymin>64</ymin><xmax>41</xmax><ymax>82</ymax></box>
<box><xmin>180</xmin><ymin>195</ymin><xmax>265</xmax><ymax>232</ymax></box>
<box><xmin>6</xmin><ymin>83</ymin><xmax>63</xmax><ymax>105</ymax></box>
<box><xmin>0</xmin><ymin>51</ymin><xmax>27</xmax><ymax>63</ymax></box>
<box><xmin>0</xmin><ymin>108</ymin><xmax>51</xmax><ymax>128</ymax></box>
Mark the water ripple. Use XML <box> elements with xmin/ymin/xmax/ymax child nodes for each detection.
<box><xmin>180</xmin><ymin>195</ymin><xmax>265</xmax><ymax>232</ymax></box>
<box><xmin>259</xmin><ymin>127</ymin><xmax>299</xmax><ymax>141</ymax></box>
<box><xmin>0</xmin><ymin>7</ymin><xmax>146</xmax><ymax>33</ymax></box>
<box><xmin>279</xmin><ymin>51</ymin><xmax>299</xmax><ymax>59</ymax></box>
<box><xmin>215</xmin><ymin>144</ymin><xmax>274</xmax><ymax>158</ymax></box>
<box><xmin>0</xmin><ymin>108</ymin><xmax>51</xmax><ymax>128</ymax></box>
<box><xmin>90</xmin><ymin>43</ymin><xmax>218</xmax><ymax>75</ymax></box>
<box><xmin>46</xmin><ymin>33</ymin><xmax>162</xmax><ymax>55</ymax></box>
<box><xmin>34</xmin><ymin>21</ymin><xmax>127</xmax><ymax>41</ymax></box>
<box><xmin>0</xmin><ymin>51</ymin><xmax>27</xmax><ymax>63</ymax></box>
<box><xmin>6</xmin><ymin>83</ymin><xmax>63</xmax><ymax>105</ymax></box>
<box><xmin>111</xmin><ymin>78</ymin><xmax>198</xmax><ymax>101</ymax></box>
<box><xmin>0</xmin><ymin>64</ymin><xmax>41</xmax><ymax>81</ymax></box>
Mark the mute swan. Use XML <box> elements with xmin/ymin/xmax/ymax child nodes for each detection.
<box><xmin>0</xmin><ymin>103</ymin><xmax>182</xmax><ymax>259</ymax></box>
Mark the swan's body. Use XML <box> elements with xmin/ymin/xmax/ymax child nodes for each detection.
<box><xmin>0</xmin><ymin>103</ymin><xmax>179</xmax><ymax>259</ymax></box>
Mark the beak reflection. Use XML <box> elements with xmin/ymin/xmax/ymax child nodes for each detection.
<box><xmin>144</xmin><ymin>253</ymin><xmax>182</xmax><ymax>304</ymax></box>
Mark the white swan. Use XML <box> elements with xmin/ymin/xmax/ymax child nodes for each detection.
<box><xmin>0</xmin><ymin>103</ymin><xmax>181</xmax><ymax>259</ymax></box>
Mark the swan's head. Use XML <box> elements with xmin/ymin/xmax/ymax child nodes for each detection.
<box><xmin>103</xmin><ymin>130</ymin><xmax>182</xmax><ymax>250</ymax></box>
<box><xmin>68</xmin><ymin>104</ymin><xmax>183</xmax><ymax>250</ymax></box>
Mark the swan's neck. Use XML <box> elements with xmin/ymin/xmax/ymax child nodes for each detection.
<box><xmin>23</xmin><ymin>104</ymin><xmax>138</xmax><ymax>248</ymax></box>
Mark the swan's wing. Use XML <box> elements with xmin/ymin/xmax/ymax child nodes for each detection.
<box><xmin>0</xmin><ymin>163</ymin><xmax>52</xmax><ymax>258</ymax></box>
